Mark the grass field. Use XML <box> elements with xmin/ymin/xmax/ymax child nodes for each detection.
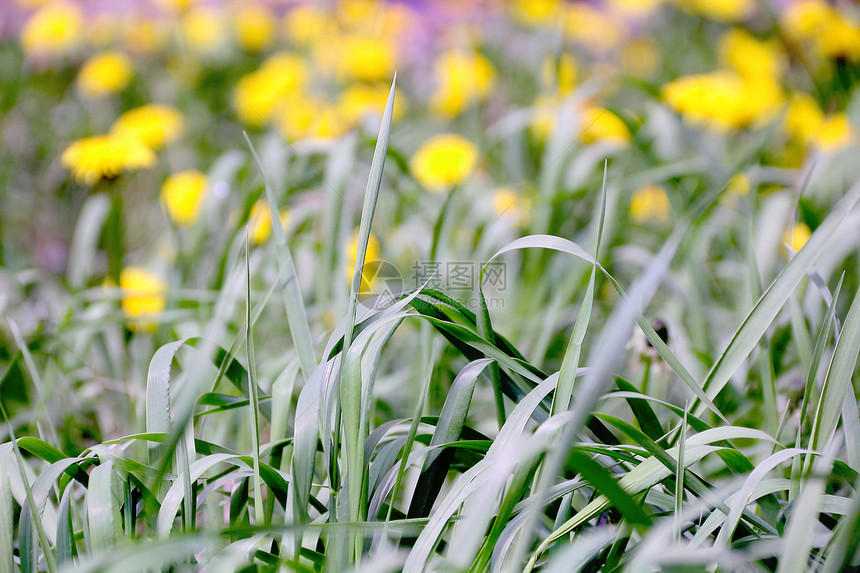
<box><xmin>2</xmin><ymin>0</ymin><xmax>860</xmax><ymax>571</ymax></box>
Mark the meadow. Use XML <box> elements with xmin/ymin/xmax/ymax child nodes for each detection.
<box><xmin>1</xmin><ymin>0</ymin><xmax>860</xmax><ymax>571</ymax></box>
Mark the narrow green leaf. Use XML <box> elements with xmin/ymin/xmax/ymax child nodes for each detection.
<box><xmin>698</xmin><ymin>180</ymin><xmax>860</xmax><ymax>410</ymax></box>
<box><xmin>243</xmin><ymin>132</ymin><xmax>316</xmax><ymax>380</ymax></box>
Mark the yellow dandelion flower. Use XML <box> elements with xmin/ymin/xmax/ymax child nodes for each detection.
<box><xmin>120</xmin><ymin>266</ymin><xmax>167</xmax><ymax>328</ymax></box>
<box><xmin>812</xmin><ymin>114</ymin><xmax>853</xmax><ymax>151</ymax></box>
<box><xmin>510</xmin><ymin>0</ymin><xmax>564</xmax><ymax>27</ymax></box>
<box><xmin>662</xmin><ymin>71</ymin><xmax>783</xmax><ymax>131</ymax></box>
<box><xmin>580</xmin><ymin>106</ymin><xmax>631</xmax><ymax>145</ymax></box>
<box><xmin>247</xmin><ymin>201</ymin><xmax>289</xmax><ymax>245</ymax></box>
<box><xmin>161</xmin><ymin>170</ymin><xmax>208</xmax><ymax>227</ymax></box>
<box><xmin>234</xmin><ymin>4</ymin><xmax>275</xmax><ymax>52</ymax></box>
<box><xmin>784</xmin><ymin>222</ymin><xmax>812</xmax><ymax>252</ymax></box>
<box><xmin>61</xmin><ymin>135</ymin><xmax>155</xmax><ymax>185</ymax></box>
<box><xmin>76</xmin><ymin>51</ymin><xmax>134</xmax><ymax>98</ymax></box>
<box><xmin>181</xmin><ymin>8</ymin><xmax>225</xmax><ymax>53</ymax></box>
<box><xmin>282</xmin><ymin>5</ymin><xmax>337</xmax><ymax>47</ymax></box>
<box><xmin>111</xmin><ymin>104</ymin><xmax>185</xmax><ymax>150</ymax></box>
<box><xmin>336</xmin><ymin>35</ymin><xmax>397</xmax><ymax>82</ymax></box>
<box><xmin>430</xmin><ymin>49</ymin><xmax>495</xmax><ymax>117</ymax></box>
<box><xmin>21</xmin><ymin>1</ymin><xmax>83</xmax><ymax>56</ymax></box>
<box><xmin>234</xmin><ymin>53</ymin><xmax>307</xmax><ymax>126</ymax></box>
<box><xmin>630</xmin><ymin>184</ymin><xmax>671</xmax><ymax>224</ymax></box>
<box><xmin>784</xmin><ymin>92</ymin><xmax>824</xmax><ymax>143</ymax></box>
<box><xmin>674</xmin><ymin>0</ymin><xmax>753</xmax><ymax>22</ymax></box>
<box><xmin>720</xmin><ymin>29</ymin><xmax>784</xmax><ymax>81</ymax></box>
<box><xmin>563</xmin><ymin>4</ymin><xmax>619</xmax><ymax>50</ymax></box>
<box><xmin>410</xmin><ymin>134</ymin><xmax>479</xmax><ymax>192</ymax></box>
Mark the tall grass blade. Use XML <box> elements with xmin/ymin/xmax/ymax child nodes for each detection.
<box><xmin>809</xmin><ymin>287</ymin><xmax>860</xmax><ymax>454</ymax></box>
<box><xmin>243</xmin><ymin>132</ymin><xmax>316</xmax><ymax>380</ymax></box>
<box><xmin>86</xmin><ymin>460</ymin><xmax>119</xmax><ymax>554</ymax></box>
<box><xmin>0</xmin><ymin>444</ymin><xmax>14</xmax><ymax>573</ymax></box>
<box><xmin>244</xmin><ymin>235</ymin><xmax>265</xmax><ymax>527</ymax></box>
<box><xmin>697</xmin><ymin>180</ymin><xmax>860</xmax><ymax>410</ymax></box>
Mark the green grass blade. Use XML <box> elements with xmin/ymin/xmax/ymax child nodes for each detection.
<box><xmin>243</xmin><ymin>132</ymin><xmax>316</xmax><ymax>380</ymax></box>
<box><xmin>697</xmin><ymin>180</ymin><xmax>860</xmax><ymax>410</ymax></box>
<box><xmin>244</xmin><ymin>235</ymin><xmax>265</xmax><ymax>527</ymax></box>
<box><xmin>66</xmin><ymin>193</ymin><xmax>111</xmax><ymax>289</ymax></box>
<box><xmin>408</xmin><ymin>358</ymin><xmax>493</xmax><ymax>518</ymax></box>
<box><xmin>87</xmin><ymin>460</ymin><xmax>119</xmax><ymax>554</ymax></box>
<box><xmin>0</xmin><ymin>444</ymin><xmax>14</xmax><ymax>573</ymax></box>
<box><xmin>809</xmin><ymin>287</ymin><xmax>860</xmax><ymax>454</ymax></box>
<box><xmin>778</xmin><ymin>438</ymin><xmax>840</xmax><ymax>573</ymax></box>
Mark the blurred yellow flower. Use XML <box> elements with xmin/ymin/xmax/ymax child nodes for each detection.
<box><xmin>279</xmin><ymin>96</ymin><xmax>349</xmax><ymax>141</ymax></box>
<box><xmin>410</xmin><ymin>134</ymin><xmax>479</xmax><ymax>191</ymax></box>
<box><xmin>336</xmin><ymin>35</ymin><xmax>397</xmax><ymax>82</ymax></box>
<box><xmin>540</xmin><ymin>53</ymin><xmax>577</xmax><ymax>95</ymax></box>
<box><xmin>784</xmin><ymin>222</ymin><xmax>812</xmax><ymax>252</ymax></box>
<box><xmin>345</xmin><ymin>230</ymin><xmax>382</xmax><ymax>295</ymax></box>
<box><xmin>279</xmin><ymin>95</ymin><xmax>318</xmax><ymax>141</ymax></box>
<box><xmin>339</xmin><ymin>84</ymin><xmax>406</xmax><ymax>124</ymax></box>
<box><xmin>247</xmin><ymin>201</ymin><xmax>289</xmax><ymax>245</ymax></box>
<box><xmin>493</xmin><ymin>187</ymin><xmax>531</xmax><ymax>225</ymax></box>
<box><xmin>120</xmin><ymin>267</ymin><xmax>167</xmax><ymax>327</ymax></box>
<box><xmin>234</xmin><ymin>53</ymin><xmax>308</xmax><ymax>125</ymax></box>
<box><xmin>580</xmin><ymin>107</ymin><xmax>631</xmax><ymax>145</ymax></box>
<box><xmin>122</xmin><ymin>18</ymin><xmax>168</xmax><ymax>54</ymax></box>
<box><xmin>233</xmin><ymin>4</ymin><xmax>275</xmax><ymax>52</ymax></box>
<box><xmin>161</xmin><ymin>170</ymin><xmax>208</xmax><ymax>227</ymax></box>
<box><xmin>812</xmin><ymin>114</ymin><xmax>853</xmax><ymax>151</ymax></box>
<box><xmin>61</xmin><ymin>135</ymin><xmax>155</xmax><ymax>185</ymax></box>
<box><xmin>621</xmin><ymin>39</ymin><xmax>661</xmax><ymax>77</ymax></box>
<box><xmin>784</xmin><ymin>94</ymin><xmax>853</xmax><ymax>151</ymax></box>
<box><xmin>111</xmin><ymin>104</ymin><xmax>185</xmax><ymax>150</ymax></box>
<box><xmin>87</xmin><ymin>12</ymin><xmax>120</xmax><ymax>47</ymax></box>
<box><xmin>674</xmin><ymin>0</ymin><xmax>753</xmax><ymax>22</ymax></box>
<box><xmin>430</xmin><ymin>49</ymin><xmax>495</xmax><ymax>117</ymax></box>
<box><xmin>630</xmin><ymin>185</ymin><xmax>670</xmax><ymax>224</ymax></box>
<box><xmin>76</xmin><ymin>51</ymin><xmax>134</xmax><ymax>98</ymax></box>
<box><xmin>21</xmin><ymin>1</ymin><xmax>83</xmax><ymax>56</ymax></box>
<box><xmin>784</xmin><ymin>93</ymin><xmax>824</xmax><ymax>143</ymax></box>
<box><xmin>608</xmin><ymin>0</ymin><xmax>665</xmax><ymax>17</ymax></box>
<box><xmin>530</xmin><ymin>95</ymin><xmax>559</xmax><ymax>141</ymax></box>
<box><xmin>782</xmin><ymin>1</ymin><xmax>860</xmax><ymax>60</ymax></box>
<box><xmin>726</xmin><ymin>173</ymin><xmax>751</xmax><ymax>196</ymax></box>
<box><xmin>510</xmin><ymin>0</ymin><xmax>564</xmax><ymax>27</ymax></box>
<box><xmin>282</xmin><ymin>5</ymin><xmax>336</xmax><ymax>47</ymax></box>
<box><xmin>181</xmin><ymin>8</ymin><xmax>225</xmax><ymax>53</ymax></box>
<box><xmin>564</xmin><ymin>4</ymin><xmax>619</xmax><ymax>50</ymax></box>
<box><xmin>817</xmin><ymin>13</ymin><xmax>860</xmax><ymax>61</ymax></box>
<box><xmin>662</xmin><ymin>71</ymin><xmax>783</xmax><ymax>131</ymax></box>
<box><xmin>720</xmin><ymin>29</ymin><xmax>784</xmax><ymax>81</ymax></box>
